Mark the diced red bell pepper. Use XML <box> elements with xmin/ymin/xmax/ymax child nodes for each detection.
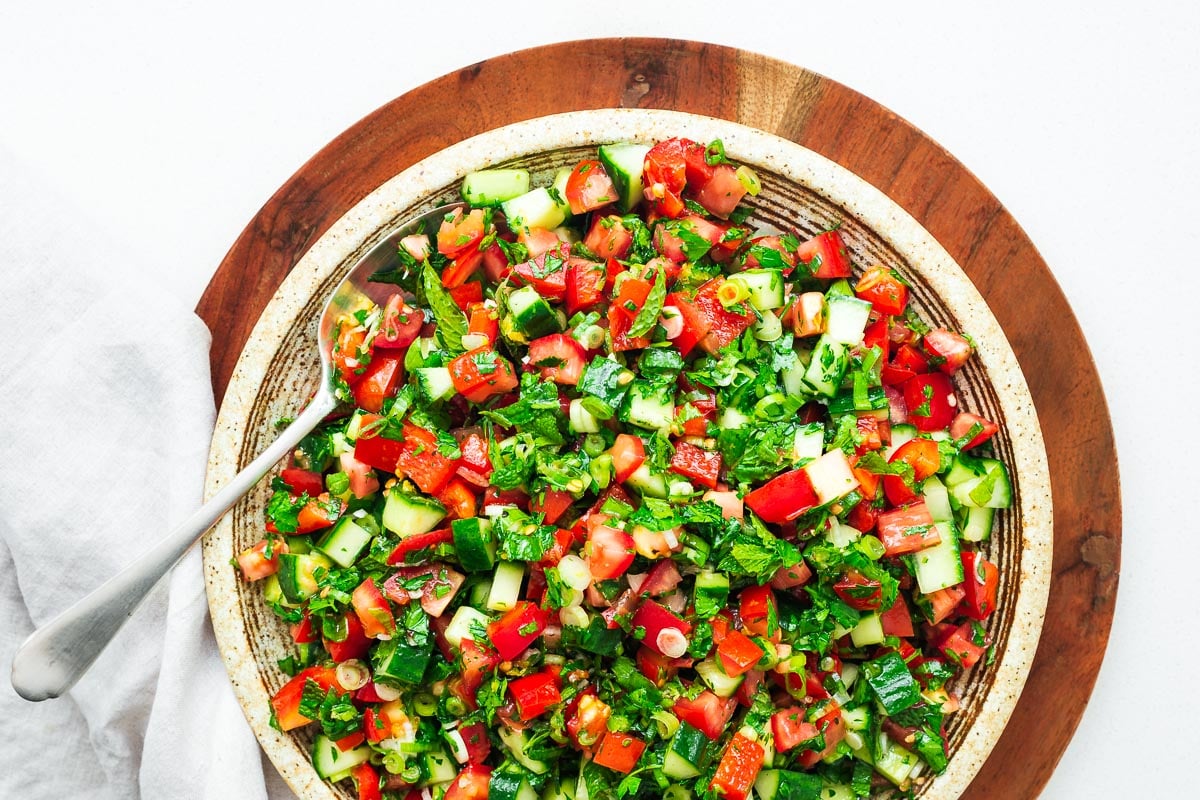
<box><xmin>795</xmin><ymin>230</ymin><xmax>852</xmax><ymax>278</ymax></box>
<box><xmin>669</xmin><ymin>441</ymin><xmax>722</xmax><ymax>489</ymax></box>
<box><xmin>324</xmin><ymin>610</ymin><xmax>371</xmax><ymax>663</ymax></box>
<box><xmin>877</xmin><ymin>502</ymin><xmax>941</xmax><ymax>556</ymax></box>
<box><xmin>961</xmin><ymin>551</ymin><xmax>1000</xmax><ymax>620</ymax></box>
<box><xmin>923</xmin><ymin>328</ymin><xmax>974</xmax><ymax>374</ymax></box>
<box><xmin>508</xmin><ymin>670</ymin><xmax>562</xmax><ymax>720</ymax></box>
<box><xmin>710</xmin><ymin>732</ymin><xmax>765</xmax><ymax>800</ymax></box>
<box><xmin>832</xmin><ymin>569</ymin><xmax>884</xmax><ymax>612</ymax></box>
<box><xmin>353</xmin><ymin>420</ymin><xmax>406</xmax><ymax>473</ymax></box>
<box><xmin>772</xmin><ymin>707</ymin><xmax>821</xmax><ymax>752</ymax></box>
<box><xmin>631</xmin><ymin>601</ymin><xmax>692</xmax><ymax>656</ymax></box>
<box><xmin>270</xmin><ymin>666</ymin><xmax>339</xmax><ymax>731</ymax></box>
<box><xmin>950</xmin><ymin>412</ymin><xmax>1000</xmax><ymax>450</ymax></box>
<box><xmin>351</xmin><ymin>578</ymin><xmax>395</xmax><ymax>639</ymax></box>
<box><xmin>336</xmin><ymin>730</ymin><xmax>367</xmax><ymax>752</ymax></box>
<box><xmin>393</xmin><ymin>422</ymin><xmax>459</xmax><ymax>495</ymax></box>
<box><xmin>863</xmin><ymin>314</ymin><xmax>891</xmax><ymax>355</ymax></box>
<box><xmin>673</xmin><ymin>689</ymin><xmax>737</xmax><ymax>739</ymax></box>
<box><xmin>448</xmin><ymin>281</ymin><xmax>483</xmax><ymax>312</ymax></box>
<box><xmin>488</xmin><ymin>601</ymin><xmax>548</xmax><ymax>661</ymax></box>
<box><xmin>448</xmin><ymin>346</ymin><xmax>520</xmax><ymax>404</ymax></box>
<box><xmin>716</xmin><ymin>629</ymin><xmax>765</xmax><ymax>678</ymax></box>
<box><xmin>565</xmin><ymin>257</ymin><xmax>607</xmax><ymax>316</ymax></box>
<box><xmin>280</xmin><ymin>467</ymin><xmax>325</xmax><ymax>497</ymax></box>
<box><xmin>855</xmin><ymin>265</ymin><xmax>909</xmax><ymax>316</ymax></box>
<box><xmin>436</xmin><ymin>477</ymin><xmax>478</xmax><ymax>522</ymax></box>
<box><xmin>527</xmin><ymin>333</ymin><xmax>588</xmax><ymax>385</ymax></box>
<box><xmin>530</xmin><ymin>489</ymin><xmax>574</xmax><ymax>527</ymax></box>
<box><xmin>939</xmin><ymin>622</ymin><xmax>987</xmax><ymax>669</ymax></box>
<box><xmin>738</xmin><ymin>585</ymin><xmax>778</xmax><ymax>640</ymax></box>
<box><xmin>352</xmin><ymin>353</ymin><xmax>405</xmax><ymax>413</ymax></box>
<box><xmin>441</xmin><ymin>245</ymin><xmax>484</xmax><ymax>290</ymax></box>
<box><xmin>903</xmin><ymin>372</ymin><xmax>957</xmax><ymax>432</ymax></box>
<box><xmin>742</xmin><ymin>468</ymin><xmax>819</xmax><ymax>524</ymax></box>
<box><xmin>352</xmin><ymin>762</ymin><xmax>381</xmax><ymax>800</ymax></box>
<box><xmin>386</xmin><ymin>527</ymin><xmax>454</xmax><ymax>565</ymax></box>
<box><xmin>636</xmin><ymin>646</ymin><xmax>678</xmax><ymax>687</ymax></box>
<box><xmin>593</xmin><ymin>731</ymin><xmax>646</xmax><ymax>774</ymax></box>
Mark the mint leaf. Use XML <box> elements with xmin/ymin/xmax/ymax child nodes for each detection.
<box><xmin>421</xmin><ymin>263</ymin><xmax>467</xmax><ymax>352</ymax></box>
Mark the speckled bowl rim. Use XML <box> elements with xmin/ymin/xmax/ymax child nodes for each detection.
<box><xmin>203</xmin><ymin>108</ymin><xmax>1052</xmax><ymax>800</ymax></box>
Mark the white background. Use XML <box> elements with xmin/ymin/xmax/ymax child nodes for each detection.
<box><xmin>2</xmin><ymin>0</ymin><xmax>1196</xmax><ymax>797</ymax></box>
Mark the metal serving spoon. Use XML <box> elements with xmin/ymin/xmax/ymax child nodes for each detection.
<box><xmin>10</xmin><ymin>201</ymin><xmax>465</xmax><ymax>701</ymax></box>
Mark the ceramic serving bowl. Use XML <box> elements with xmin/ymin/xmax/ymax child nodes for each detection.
<box><xmin>202</xmin><ymin>108</ymin><xmax>1052</xmax><ymax>800</ymax></box>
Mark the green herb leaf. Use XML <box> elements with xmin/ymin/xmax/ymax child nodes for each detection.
<box><xmin>422</xmin><ymin>263</ymin><xmax>468</xmax><ymax>352</ymax></box>
<box><xmin>627</xmin><ymin>267</ymin><xmax>666</xmax><ymax>338</ymax></box>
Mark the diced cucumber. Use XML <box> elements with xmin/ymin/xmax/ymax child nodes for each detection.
<box><xmin>452</xmin><ymin>516</ymin><xmax>497</xmax><ymax>572</ymax></box>
<box><xmin>621</xmin><ymin>379</ymin><xmax>675</xmax><ymax>433</ymax></box>
<box><xmin>373</xmin><ymin>633</ymin><xmax>433</xmax><ymax>685</ymax></box>
<box><xmin>803</xmin><ymin>335</ymin><xmax>849</xmax><ymax>396</ymax></box>
<box><xmin>754</xmin><ymin>770</ymin><xmax>824</xmax><ymax>800</ymax></box>
<box><xmin>423</xmin><ymin>748</ymin><xmax>457</xmax><ymax>786</ymax></box>
<box><xmin>344</xmin><ymin>411</ymin><xmax>368</xmax><ymax>442</ymax></box>
<box><xmin>625</xmin><ymin>463</ymin><xmax>667</xmax><ymax>499</ymax></box>
<box><xmin>578</xmin><ymin>356</ymin><xmax>634</xmax><ymax>411</ymax></box>
<box><xmin>781</xmin><ymin>357</ymin><xmax>810</xmax><ymax>398</ymax></box>
<box><xmin>262</xmin><ymin>574</ymin><xmax>286</xmax><ymax>605</ymax></box>
<box><xmin>960</xmin><ymin>505</ymin><xmax>996</xmax><ymax>542</ymax></box>
<box><xmin>315</xmin><ymin>513</ymin><xmax>374</xmax><ymax>568</ymax></box>
<box><xmin>382</xmin><ymin>488</ymin><xmax>446</xmax><ymax>537</ymax></box>
<box><xmin>598</xmin><ymin>143</ymin><xmax>651</xmax><ymax>211</ymax></box>
<box><xmin>312</xmin><ymin>735</ymin><xmax>371</xmax><ymax>780</ymax></box>
<box><xmin>695</xmin><ymin>658</ymin><xmax>744</xmax><ymax>698</ymax></box>
<box><xmin>542</xmin><ymin>776</ymin><xmax>577</xmax><ymax>800</ymax></box>
<box><xmin>499</xmin><ymin>727</ymin><xmax>550</xmax><ymax>774</ymax></box>
<box><xmin>886</xmin><ymin>423</ymin><xmax>918</xmax><ymax>458</ymax></box>
<box><xmin>501</xmin><ymin>187</ymin><xmax>566</xmax><ymax>234</ymax></box>
<box><xmin>731</xmin><ymin>269</ymin><xmax>785</xmax><ymax>311</ymax></box>
<box><xmin>850</xmin><ymin>612</ymin><xmax>884</xmax><ymax>647</ymax></box>
<box><xmin>921</xmin><ymin>475</ymin><xmax>954</xmax><ymax>523</ymax></box>
<box><xmin>663</xmin><ymin>723</ymin><xmax>709</xmax><ymax>779</ymax></box>
<box><xmin>284</xmin><ymin>535</ymin><xmax>312</xmax><ymax>554</ymax></box>
<box><xmin>792</xmin><ymin>422</ymin><xmax>825</xmax><ymax>462</ymax></box>
<box><xmin>487</xmin><ymin>561</ymin><xmax>526</xmax><ymax>612</ymax></box>
<box><xmin>277</xmin><ymin>552</ymin><xmax>332</xmax><ymax>603</ymax></box>
<box><xmin>944</xmin><ymin>453</ymin><xmax>987</xmax><ymax>487</ymax></box>
<box><xmin>693</xmin><ymin>570</ymin><xmax>730</xmax><ymax>619</ymax></box>
<box><xmin>491</xmin><ymin>771</ymin><xmax>540</xmax><ymax>800</ymax></box>
<box><xmin>825</xmin><ymin>294</ymin><xmax>873</xmax><ymax>345</ymax></box>
<box><xmin>804</xmin><ymin>450</ymin><xmax>859</xmax><ymax>505</ymax></box>
<box><xmin>948</xmin><ymin>458</ymin><xmax>1012</xmax><ymax>509</ymax></box>
<box><xmin>828</xmin><ymin>387</ymin><xmax>887</xmax><ymax>415</ymax></box>
<box><xmin>841</xmin><ymin>705</ymin><xmax>871</xmax><ymax>732</ymax></box>
<box><xmin>503</xmin><ymin>284</ymin><xmax>561</xmax><ymax>342</ymax></box>
<box><xmin>717</xmin><ymin>406</ymin><xmax>752</xmax><ymax>430</ymax></box>
<box><xmin>414</xmin><ymin>366</ymin><xmax>456</xmax><ymax>404</ymax></box>
<box><xmin>444</xmin><ymin>605</ymin><xmax>490</xmax><ymax>650</ymax></box>
<box><xmin>873</xmin><ymin>740</ymin><xmax>922</xmax><ymax>786</ymax></box>
<box><xmin>551</xmin><ymin>168</ymin><xmax>573</xmax><ymax>216</ymax></box>
<box><xmin>461</xmin><ymin>169</ymin><xmax>531</xmax><ymax>207</ymax></box>
<box><xmin>913</xmin><ymin>521</ymin><xmax>965</xmax><ymax>594</ymax></box>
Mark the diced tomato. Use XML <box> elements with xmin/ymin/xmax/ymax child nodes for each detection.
<box><xmin>457</xmin><ymin>722</ymin><xmax>491</xmax><ymax>764</ymax></box>
<box><xmin>459</xmin><ymin>638</ymin><xmax>498</xmax><ymax>698</ymax></box>
<box><xmin>795</xmin><ymin>230</ymin><xmax>852</xmax><ymax>278</ymax></box>
<box><xmin>862</xmin><ymin>314</ymin><xmax>891</xmax><ymax>356</ymax></box>
<box><xmin>487</xmin><ymin>601</ymin><xmax>548</xmax><ymax>661</ymax></box>
<box><xmin>669</xmin><ymin>441</ymin><xmax>722</xmax><ymax>489</ymax></box>
<box><xmin>939</xmin><ymin>622</ymin><xmax>987</xmax><ymax>669</ymax></box>
<box><xmin>455</xmin><ymin>430</ymin><xmax>493</xmax><ymax>483</ymax></box>
<box><xmin>352</xmin><ymin>353</ymin><xmax>404</xmax><ymax>413</ymax></box>
<box><xmin>265</xmin><ymin>493</ymin><xmax>340</xmax><ymax>535</ymax></box>
<box><xmin>448</xmin><ymin>347</ymin><xmax>520</xmax><ymax>404</ymax></box>
<box><xmin>672</xmin><ymin>689</ymin><xmax>737</xmax><ymax>739</ymax></box>
<box><xmin>382</xmin><ymin>564</ymin><xmax>465</xmax><ymax>618</ymax></box>
<box><xmin>351</xmin><ymin>761</ymin><xmax>381</xmax><ymax>800</ymax></box>
<box><xmin>353</xmin><ymin>421</ymin><xmax>405</xmax><ymax>473</ymax></box>
<box><xmin>586</xmin><ymin>524</ymin><xmax>636</xmax><ymax>580</ymax></box>
<box><xmin>527</xmin><ymin>333</ymin><xmax>587</xmax><ymax>385</ymax></box>
<box><xmin>739</xmin><ymin>585</ymin><xmax>778</xmax><ymax>639</ymax></box>
<box><xmin>694</xmin><ymin>278</ymin><xmax>755</xmax><ymax>353</ymax></box>
<box><xmin>386</xmin><ymin>527</ymin><xmax>453</xmax><ymax>565</ymax></box>
<box><xmin>332</xmin><ymin>324</ymin><xmax>368</xmax><ymax>382</ymax></box>
<box><xmin>643</xmin><ymin>138</ymin><xmax>688</xmax><ymax>218</ymax></box>
<box><xmin>639</xmin><ymin>559</ymin><xmax>683</xmax><ymax>597</ymax></box>
<box><xmin>632</xmin><ymin>601</ymin><xmax>692</xmax><ymax>656</ymax></box>
<box><xmin>665</xmin><ymin>292</ymin><xmax>712</xmax><ymax>356</ymax></box>
<box><xmin>880</xmin><ymin>593</ymin><xmax>916</xmax><ymax>638</ymax></box>
<box><xmin>290</xmin><ymin>611</ymin><xmax>318</xmax><ymax>645</ymax></box>
<box><xmin>375</xmin><ymin>294</ymin><xmax>424</xmax><ymax>350</ymax></box>
<box><xmin>443</xmin><ymin>764</ymin><xmax>492</xmax><ymax>800</ymax></box>
<box><xmin>513</xmin><ymin>244</ymin><xmax>570</xmax><ymax>300</ymax></box>
<box><xmin>482</xmin><ymin>240</ymin><xmax>512</xmax><ymax>283</ymax></box>
<box><xmin>855</xmin><ymin>266</ymin><xmax>910</xmax><ymax>316</ymax></box>
<box><xmin>769</xmin><ymin>560</ymin><xmax>812</xmax><ymax>590</ymax></box>
<box><xmin>339</xmin><ymin>451</ymin><xmax>379</xmax><ymax>499</ymax></box>
<box><xmin>509</xmin><ymin>670</ymin><xmax>562</xmax><ymax>720</ymax></box>
<box><xmin>609</xmin><ymin>434</ymin><xmax>646</xmax><ymax>483</ymax></box>
<box><xmin>680</xmin><ymin>139</ymin><xmax>715</xmax><ymax>185</ymax></box>
<box><xmin>594</xmin><ymin>731</ymin><xmax>646</xmax><ymax>773</ymax></box>
<box><xmin>832</xmin><ymin>569</ymin><xmax>884</xmax><ymax>612</ymax></box>
<box><xmin>855</xmin><ymin>415</ymin><xmax>884</xmax><ymax>454</ymax></box>
<box><xmin>530</xmin><ymin>490</ymin><xmax>574</xmax><ymax>528</ymax></box>
<box><xmin>351</xmin><ymin>578</ymin><xmax>395</xmax><ymax>639</ymax></box>
<box><xmin>782</xmin><ymin>291</ymin><xmax>826</xmax><ymax>337</ymax></box>
<box><xmin>845</xmin><ymin>496</ymin><xmax>879</xmax><ymax>534</ymax></box>
<box><xmin>565</xmin><ymin>159</ymin><xmax>618</xmax><ymax>214</ymax></box>
<box><xmin>961</xmin><ymin>551</ymin><xmax>1000</xmax><ymax>620</ymax></box>
<box><xmin>923</xmin><ymin>328</ymin><xmax>974</xmax><ymax>374</ymax></box>
<box><xmin>694</xmin><ymin>164</ymin><xmax>748</xmax><ymax>219</ymax></box>
<box><xmin>608</xmin><ymin>274</ymin><xmax>654</xmax><ymax>351</ymax></box>
<box><xmin>280</xmin><ymin>467</ymin><xmax>324</xmax><ymax>497</ymax></box>
<box><xmin>270</xmin><ymin>666</ymin><xmax>339</xmax><ymax>731</ymax></box>
<box><xmin>950</xmin><ymin>412</ymin><xmax>1000</xmax><ymax>450</ymax></box>
<box><xmin>237</xmin><ymin>538</ymin><xmax>285</xmax><ymax>581</ymax></box>
<box><xmin>717</xmin><ymin>630</ymin><xmax>765</xmax><ymax>678</ymax></box>
<box><xmin>636</xmin><ymin>646</ymin><xmax>686</xmax><ymax>688</ymax></box>
<box><xmin>797</xmin><ymin>713</ymin><xmax>846</xmax><ymax>768</ymax></box>
<box><xmin>772</xmin><ymin>707</ymin><xmax>821</xmax><ymax>752</ymax></box>
<box><xmin>565</xmin><ymin>257</ymin><xmax>607</xmax><ymax>316</ymax></box>
<box><xmin>437</xmin><ymin>208</ymin><xmax>485</xmax><ymax>259</ymax></box>
<box><xmin>903</xmin><ymin>372</ymin><xmax>958</xmax><ymax>432</ymax></box>
<box><xmin>436</xmin><ymin>477</ymin><xmax>477</xmax><ymax>522</ymax></box>
<box><xmin>877</xmin><ymin>502</ymin><xmax>941</xmax><ymax>556</ymax></box>
<box><xmin>584</xmin><ymin>215</ymin><xmax>633</xmax><ymax>260</ymax></box>
<box><xmin>466</xmin><ymin>302</ymin><xmax>498</xmax><ymax>344</ymax></box>
<box><xmin>883</xmin><ymin>437</ymin><xmax>942</xmax><ymax>505</ymax></box>
<box><xmin>448</xmin><ymin>281</ymin><xmax>483</xmax><ymax>312</ymax></box>
<box><xmin>324</xmin><ymin>610</ymin><xmax>371</xmax><ymax>662</ymax></box>
<box><xmin>393</xmin><ymin>422</ymin><xmax>458</xmax><ymax>495</ymax></box>
<box><xmin>710</xmin><ymin>732</ymin><xmax>765</xmax><ymax>800</ymax></box>
<box><xmin>741</xmin><ymin>235</ymin><xmax>797</xmax><ymax>270</ymax></box>
<box><xmin>743</xmin><ymin>468</ymin><xmax>818</xmax><ymax>524</ymax></box>
<box><xmin>926</xmin><ymin>584</ymin><xmax>966</xmax><ymax>624</ymax></box>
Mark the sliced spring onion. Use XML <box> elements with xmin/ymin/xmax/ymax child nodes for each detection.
<box><xmin>413</xmin><ymin>692</ymin><xmax>437</xmax><ymax>716</ymax></box>
<box><xmin>372</xmin><ymin>681</ymin><xmax>401</xmax><ymax>702</ymax></box>
<box><xmin>718</xmin><ymin>278</ymin><xmax>750</xmax><ymax>308</ymax></box>
<box><xmin>558</xmin><ymin>554</ymin><xmax>593</xmax><ymax>591</ymax></box>
<box><xmin>652</xmin><ymin>710</ymin><xmax>681</xmax><ymax>738</ymax></box>
<box><xmin>735</xmin><ymin>164</ymin><xmax>761</xmax><ymax>196</ymax></box>
<box><xmin>752</xmin><ymin>310</ymin><xmax>782</xmax><ymax>341</ymax></box>
<box><xmin>335</xmin><ymin>659</ymin><xmax>370</xmax><ymax>691</ymax></box>
<box><xmin>656</xmin><ymin>627</ymin><xmax>689</xmax><ymax>658</ymax></box>
<box><xmin>561</xmin><ymin>605</ymin><xmax>590</xmax><ymax>628</ymax></box>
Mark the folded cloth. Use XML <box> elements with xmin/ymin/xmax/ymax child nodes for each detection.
<box><xmin>0</xmin><ymin>146</ymin><xmax>291</xmax><ymax>799</ymax></box>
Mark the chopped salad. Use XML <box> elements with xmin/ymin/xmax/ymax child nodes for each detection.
<box><xmin>237</xmin><ymin>137</ymin><xmax>1011</xmax><ymax>800</ymax></box>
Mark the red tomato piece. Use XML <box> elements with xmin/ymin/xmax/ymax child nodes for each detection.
<box><xmin>457</xmin><ymin>722</ymin><xmax>491</xmax><ymax>764</ymax></box>
<box><xmin>639</xmin><ymin>559</ymin><xmax>683</xmax><ymax>597</ymax></box>
<box><xmin>693</xmin><ymin>164</ymin><xmax>748</xmax><ymax>219</ymax></box>
<box><xmin>772</xmin><ymin>707</ymin><xmax>821</xmax><ymax>752</ymax></box>
<box><xmin>487</xmin><ymin>601</ymin><xmax>548</xmax><ymax>661</ymax></box>
<box><xmin>877</xmin><ymin>502</ymin><xmax>941</xmax><ymax>556</ymax></box>
<box><xmin>769</xmin><ymin>560</ymin><xmax>813</xmax><ymax>590</ymax></box>
<box><xmin>739</xmin><ymin>585</ymin><xmax>778</xmax><ymax>640</ymax></box>
<box><xmin>290</xmin><ymin>611</ymin><xmax>318</xmax><ymax>645</ymax></box>
<box><xmin>795</xmin><ymin>230</ymin><xmax>852</xmax><ymax>278</ymax></box>
<box><xmin>465</xmin><ymin>302</ymin><xmax>498</xmax><ymax>344</ymax></box>
<box><xmin>862</xmin><ymin>314</ymin><xmax>891</xmax><ymax>355</ymax></box>
<box><xmin>270</xmin><ymin>666</ymin><xmax>339</xmax><ymax>731</ymax></box>
<box><xmin>393</xmin><ymin>423</ymin><xmax>458</xmax><ymax>495</ymax></box>
<box><xmin>882</xmin><ymin>437</ymin><xmax>942</xmax><ymax>505</ymax></box>
<box><xmin>448</xmin><ymin>347</ymin><xmax>520</xmax><ymax>403</ymax></box>
<box><xmin>903</xmin><ymin>372</ymin><xmax>958</xmax><ymax>432</ymax></box>
<box><xmin>513</xmin><ymin>244</ymin><xmax>570</xmax><ymax>300</ymax></box>
<box><xmin>681</xmin><ymin>139</ymin><xmax>715</xmax><ymax>185</ymax></box>
<box><xmin>694</xmin><ymin>278</ymin><xmax>755</xmax><ymax>353</ymax></box>
<box><xmin>939</xmin><ymin>622</ymin><xmax>986</xmax><ymax>669</ymax></box>
<box><xmin>636</xmin><ymin>646</ymin><xmax>675</xmax><ymax>687</ymax></box>
<box><xmin>530</xmin><ymin>490</ymin><xmax>574</xmax><ymax>527</ymax></box>
<box><xmin>665</xmin><ymin>292</ymin><xmax>712</xmax><ymax>356</ymax></box>
<box><xmin>669</xmin><ymin>441</ymin><xmax>722</xmax><ymax>489</ymax></box>
<box><xmin>352</xmin><ymin>353</ymin><xmax>404</xmax><ymax>413</ymax></box>
<box><xmin>564</xmin><ymin>159</ymin><xmax>618</xmax><ymax>215</ymax></box>
<box><xmin>351</xmin><ymin>578</ymin><xmax>395</xmax><ymax>639</ymax></box>
<box><xmin>586</xmin><ymin>524</ymin><xmax>636</xmax><ymax>580</ymax></box>
<box><xmin>324</xmin><ymin>610</ymin><xmax>371</xmax><ymax>663</ymax></box>
<box><xmin>880</xmin><ymin>593</ymin><xmax>916</xmax><ymax>638</ymax></box>
<box><xmin>593</xmin><ymin>731</ymin><xmax>646</xmax><ymax>774</ymax></box>
<box><xmin>509</xmin><ymin>670</ymin><xmax>562</xmax><ymax>720</ymax></box>
<box><xmin>375</xmin><ymin>294</ymin><xmax>424</xmax><ymax>349</ymax></box>
<box><xmin>565</xmin><ymin>257</ymin><xmax>607</xmax><ymax>316</ymax></box>
<box><xmin>710</xmin><ymin>732</ymin><xmax>765</xmax><ymax>800</ymax></box>
<box><xmin>332</xmin><ymin>325</ymin><xmax>368</xmax><ymax>383</ymax></box>
<box><xmin>527</xmin><ymin>333</ymin><xmax>587</xmax><ymax>385</ymax></box>
<box><xmin>443</xmin><ymin>764</ymin><xmax>492</xmax><ymax>800</ymax></box>
<box><xmin>672</xmin><ymin>689</ymin><xmax>737</xmax><ymax>739</ymax></box>
<box><xmin>923</xmin><ymin>328</ymin><xmax>974</xmax><ymax>374</ymax></box>
<box><xmin>717</xmin><ymin>630</ymin><xmax>765</xmax><ymax>678</ymax></box>
<box><xmin>609</xmin><ymin>434</ymin><xmax>646</xmax><ymax>483</ymax></box>
<box><xmin>961</xmin><ymin>551</ymin><xmax>1000</xmax><ymax>620</ymax></box>
<box><xmin>584</xmin><ymin>215</ymin><xmax>634</xmax><ymax>259</ymax></box>
<box><xmin>742</xmin><ymin>468</ymin><xmax>819</xmax><ymax>524</ymax></box>
<box><xmin>643</xmin><ymin>138</ymin><xmax>688</xmax><ymax>218</ymax></box>
<box><xmin>855</xmin><ymin>265</ymin><xmax>910</xmax><ymax>316</ymax></box>
<box><xmin>352</xmin><ymin>763</ymin><xmax>381</xmax><ymax>800</ymax></box>
<box><xmin>741</xmin><ymin>235</ymin><xmax>797</xmax><ymax>270</ymax></box>
<box><xmin>631</xmin><ymin>601</ymin><xmax>692</xmax><ymax>656</ymax></box>
<box><xmin>443</xmin><ymin>244</ymin><xmax>483</xmax><ymax>292</ymax></box>
<box><xmin>436</xmin><ymin>477</ymin><xmax>478</xmax><ymax>522</ymax></box>
<box><xmin>925</xmin><ymin>584</ymin><xmax>966</xmax><ymax>624</ymax></box>
<box><xmin>385</xmin><ymin>527</ymin><xmax>453</xmax><ymax>565</ymax></box>
<box><xmin>280</xmin><ymin>467</ymin><xmax>325</xmax><ymax>497</ymax></box>
<box><xmin>237</xmin><ymin>538</ymin><xmax>285</xmax><ymax>581</ymax></box>
<box><xmin>832</xmin><ymin>569</ymin><xmax>884</xmax><ymax>612</ymax></box>
<box><xmin>436</xmin><ymin>208</ymin><xmax>485</xmax><ymax>258</ymax></box>
<box><xmin>353</xmin><ymin>420</ymin><xmax>405</xmax><ymax>473</ymax></box>
<box><xmin>950</xmin><ymin>412</ymin><xmax>1000</xmax><ymax>450</ymax></box>
<box><xmin>448</xmin><ymin>281</ymin><xmax>483</xmax><ymax>311</ymax></box>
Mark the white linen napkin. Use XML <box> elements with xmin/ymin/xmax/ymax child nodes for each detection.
<box><xmin>0</xmin><ymin>147</ymin><xmax>291</xmax><ymax>798</ymax></box>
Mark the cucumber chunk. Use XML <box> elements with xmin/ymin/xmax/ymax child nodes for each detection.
<box><xmin>315</xmin><ymin>513</ymin><xmax>373</xmax><ymax>568</ymax></box>
<box><xmin>312</xmin><ymin>734</ymin><xmax>371</xmax><ymax>779</ymax></box>
<box><xmin>461</xmin><ymin>169</ymin><xmax>530</xmax><ymax>207</ymax></box>
<box><xmin>598</xmin><ymin>143</ymin><xmax>651</xmax><ymax>211</ymax></box>
<box><xmin>502</xmin><ymin>187</ymin><xmax>566</xmax><ymax>234</ymax></box>
<box><xmin>913</xmin><ymin>521</ymin><xmax>965</xmax><ymax>593</ymax></box>
<box><xmin>382</xmin><ymin>488</ymin><xmax>446</xmax><ymax>537</ymax></box>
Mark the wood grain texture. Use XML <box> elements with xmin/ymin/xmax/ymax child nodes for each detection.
<box><xmin>195</xmin><ymin>38</ymin><xmax>1120</xmax><ymax>799</ymax></box>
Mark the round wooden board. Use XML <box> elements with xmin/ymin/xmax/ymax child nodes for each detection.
<box><xmin>196</xmin><ymin>38</ymin><xmax>1120</xmax><ymax>799</ymax></box>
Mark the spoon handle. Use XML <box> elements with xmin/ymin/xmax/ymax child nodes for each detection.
<box><xmin>10</xmin><ymin>389</ymin><xmax>340</xmax><ymax>701</ymax></box>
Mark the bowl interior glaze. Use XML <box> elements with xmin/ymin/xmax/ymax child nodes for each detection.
<box><xmin>202</xmin><ymin>109</ymin><xmax>1052</xmax><ymax>800</ymax></box>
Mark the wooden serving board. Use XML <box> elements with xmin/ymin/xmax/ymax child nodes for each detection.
<box><xmin>196</xmin><ymin>39</ymin><xmax>1120</xmax><ymax>799</ymax></box>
